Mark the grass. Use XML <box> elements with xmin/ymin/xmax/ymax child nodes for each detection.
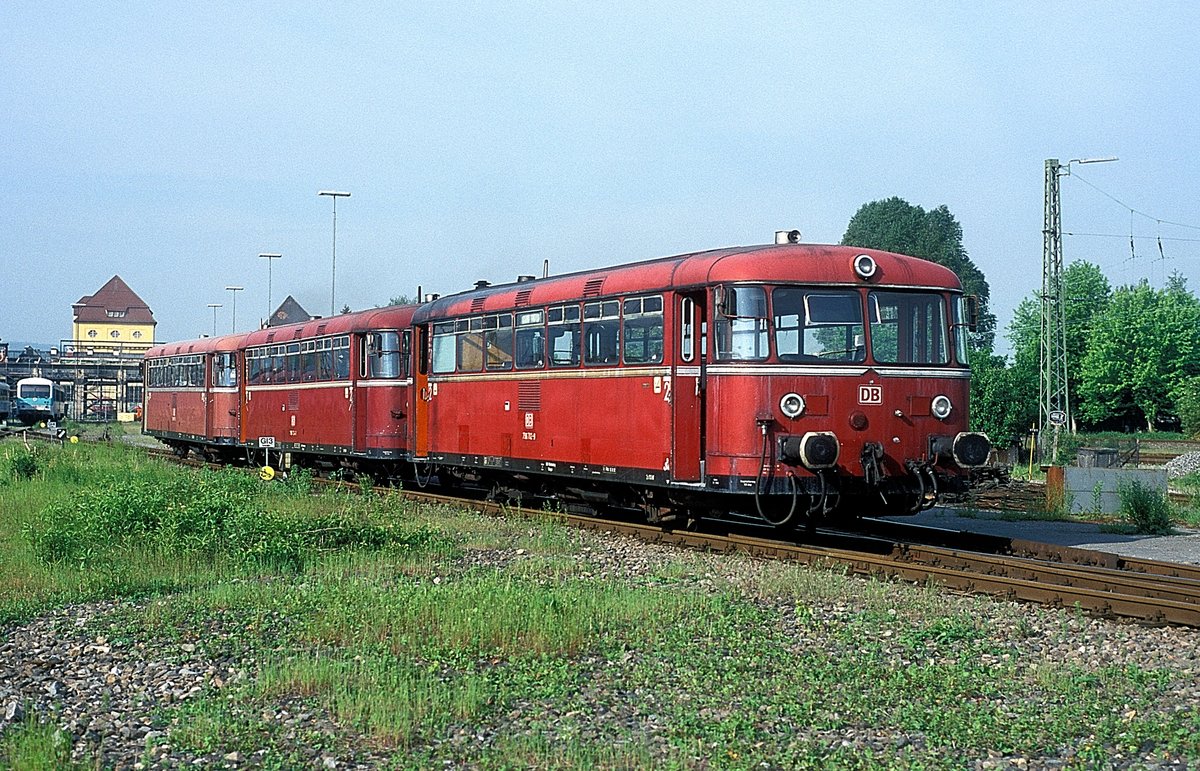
<box><xmin>3</xmin><ymin>438</ymin><xmax>1200</xmax><ymax>767</ymax></box>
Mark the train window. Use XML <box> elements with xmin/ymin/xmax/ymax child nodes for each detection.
<box><xmin>714</xmin><ymin>286</ymin><xmax>768</xmax><ymax>361</ymax></box>
<box><xmin>457</xmin><ymin>317</ymin><xmax>485</xmax><ymax>372</ymax></box>
<box><xmin>623</xmin><ymin>295</ymin><xmax>664</xmax><ymax>364</ymax></box>
<box><xmin>285</xmin><ymin>344</ymin><xmax>301</xmax><ymax>383</ymax></box>
<box><xmin>584</xmin><ymin>301</ymin><xmax>620</xmax><ymax>366</ymax></box>
<box><xmin>484</xmin><ymin>314</ymin><xmax>514</xmax><ymax>371</ymax></box>
<box><xmin>332</xmin><ymin>337</ymin><xmax>351</xmax><ymax>380</ymax></box>
<box><xmin>515</xmin><ymin>310</ymin><xmax>545</xmax><ymax>369</ymax></box>
<box><xmin>680</xmin><ymin>298</ymin><xmax>696</xmax><ymax>363</ymax></box>
<box><xmin>432</xmin><ymin>322</ymin><xmax>457</xmax><ymax>373</ymax></box>
<box><xmin>951</xmin><ymin>296</ymin><xmax>971</xmax><ymax>365</ymax></box>
<box><xmin>213</xmin><ymin>353</ymin><xmax>237</xmax><ymax>388</ymax></box>
<box><xmin>774</xmin><ymin>289</ymin><xmax>865</xmax><ymax>363</ymax></box>
<box><xmin>869</xmin><ymin>291</ymin><xmax>948</xmax><ymax>365</ymax></box>
<box><xmin>365</xmin><ymin>331</ymin><xmax>402</xmax><ymax>379</ymax></box>
<box><xmin>548</xmin><ymin>304</ymin><xmax>581</xmax><ymax>367</ymax></box>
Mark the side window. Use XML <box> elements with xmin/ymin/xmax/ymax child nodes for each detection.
<box><xmin>714</xmin><ymin>286</ymin><xmax>769</xmax><ymax>361</ymax></box>
<box><xmin>365</xmin><ymin>332</ymin><xmax>402</xmax><ymax>378</ymax></box>
<box><xmin>622</xmin><ymin>295</ymin><xmax>664</xmax><ymax>364</ymax></box>
<box><xmin>457</xmin><ymin>318</ymin><xmax>484</xmax><ymax>372</ymax></box>
<box><xmin>285</xmin><ymin>343</ymin><xmax>301</xmax><ymax>383</ymax></box>
<box><xmin>515</xmin><ymin>310</ymin><xmax>545</xmax><ymax>369</ymax></box>
<box><xmin>432</xmin><ymin>322</ymin><xmax>457</xmax><ymax>374</ymax></box>
<box><xmin>484</xmin><ymin>314</ymin><xmax>514</xmax><ymax>370</ymax></box>
<box><xmin>333</xmin><ymin>336</ymin><xmax>351</xmax><ymax>379</ymax></box>
<box><xmin>583</xmin><ymin>300</ymin><xmax>620</xmax><ymax>365</ymax></box>
<box><xmin>548</xmin><ymin>305</ymin><xmax>581</xmax><ymax>367</ymax></box>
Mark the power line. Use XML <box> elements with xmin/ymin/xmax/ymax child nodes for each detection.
<box><xmin>1064</xmin><ymin>232</ymin><xmax>1200</xmax><ymax>244</ymax></box>
<box><xmin>1070</xmin><ymin>171</ymin><xmax>1200</xmax><ymax>232</ymax></box>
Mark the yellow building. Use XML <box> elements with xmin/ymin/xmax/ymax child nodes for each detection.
<box><xmin>71</xmin><ymin>276</ymin><xmax>157</xmax><ymax>355</ymax></box>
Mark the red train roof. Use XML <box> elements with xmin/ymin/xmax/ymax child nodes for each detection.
<box><xmin>413</xmin><ymin>243</ymin><xmax>963</xmax><ymax>322</ymax></box>
<box><xmin>145</xmin><ymin>332</ymin><xmax>252</xmax><ymax>359</ymax></box>
<box><xmin>239</xmin><ymin>304</ymin><xmax>419</xmax><ymax>348</ymax></box>
<box><xmin>149</xmin><ymin>305</ymin><xmax>420</xmax><ymax>357</ymax></box>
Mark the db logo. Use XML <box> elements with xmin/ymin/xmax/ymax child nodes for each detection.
<box><xmin>858</xmin><ymin>385</ymin><xmax>883</xmax><ymax>405</ymax></box>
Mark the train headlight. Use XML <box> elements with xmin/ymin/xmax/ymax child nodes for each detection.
<box><xmin>779</xmin><ymin>392</ymin><xmax>806</xmax><ymax>419</ymax></box>
<box><xmin>852</xmin><ymin>253</ymin><xmax>878</xmax><ymax>280</ymax></box>
<box><xmin>931</xmin><ymin>394</ymin><xmax>953</xmax><ymax>420</ymax></box>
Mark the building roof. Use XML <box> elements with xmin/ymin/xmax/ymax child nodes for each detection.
<box><xmin>73</xmin><ymin>276</ymin><xmax>156</xmax><ymax>324</ymax></box>
<box><xmin>267</xmin><ymin>295</ymin><xmax>312</xmax><ymax>327</ymax></box>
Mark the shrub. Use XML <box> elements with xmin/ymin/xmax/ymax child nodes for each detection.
<box><xmin>5</xmin><ymin>447</ymin><xmax>42</xmax><ymax>480</ymax></box>
<box><xmin>1117</xmin><ymin>480</ymin><xmax>1173</xmax><ymax>535</ymax></box>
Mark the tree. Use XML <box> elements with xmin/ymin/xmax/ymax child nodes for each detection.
<box><xmin>1007</xmin><ymin>260</ymin><xmax>1111</xmax><ymax>425</ymax></box>
<box><xmin>1076</xmin><ymin>274</ymin><xmax>1200</xmax><ymax>430</ymax></box>
<box><xmin>841</xmin><ymin>197</ymin><xmax>996</xmax><ymax>350</ymax></box>
<box><xmin>969</xmin><ymin>348</ymin><xmax>1037</xmax><ymax>446</ymax></box>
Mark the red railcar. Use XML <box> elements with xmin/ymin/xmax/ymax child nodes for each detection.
<box><xmin>238</xmin><ymin>305</ymin><xmax>418</xmax><ymax>474</ymax></box>
<box><xmin>144</xmin><ymin>333</ymin><xmax>248</xmax><ymax>459</ymax></box>
<box><xmin>145</xmin><ymin>305</ymin><xmax>418</xmax><ymax>475</ymax></box>
<box><xmin>411</xmin><ymin>243</ymin><xmax>990</xmax><ymax>525</ymax></box>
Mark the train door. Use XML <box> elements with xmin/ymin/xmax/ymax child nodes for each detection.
<box><xmin>671</xmin><ymin>292</ymin><xmax>706</xmax><ymax>481</ymax></box>
<box><xmin>413</xmin><ymin>324</ymin><xmax>432</xmax><ymax>457</ymax></box>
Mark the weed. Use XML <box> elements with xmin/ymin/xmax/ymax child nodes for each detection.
<box><xmin>1118</xmin><ymin>480</ymin><xmax>1174</xmax><ymax>535</ymax></box>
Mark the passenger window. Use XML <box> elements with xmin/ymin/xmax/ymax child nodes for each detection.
<box><xmin>458</xmin><ymin>318</ymin><xmax>484</xmax><ymax>372</ymax></box>
<box><xmin>622</xmin><ymin>295</ymin><xmax>664</xmax><ymax>364</ymax></box>
<box><xmin>484</xmin><ymin>314</ymin><xmax>514</xmax><ymax>370</ymax></box>
<box><xmin>584</xmin><ymin>300</ymin><xmax>620</xmax><ymax>366</ymax></box>
<box><xmin>431</xmin><ymin>322</ymin><xmax>457</xmax><ymax>374</ymax></box>
<box><xmin>515</xmin><ymin>310</ymin><xmax>545</xmax><ymax>369</ymax></box>
<box><xmin>548</xmin><ymin>305</ymin><xmax>581</xmax><ymax>367</ymax></box>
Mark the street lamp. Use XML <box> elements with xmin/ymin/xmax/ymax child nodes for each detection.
<box><xmin>206</xmin><ymin>303</ymin><xmax>223</xmax><ymax>337</ymax></box>
<box><xmin>318</xmin><ymin>190</ymin><xmax>351</xmax><ymax>316</ymax></box>
<box><xmin>225</xmin><ymin>286</ymin><xmax>244</xmax><ymax>333</ymax></box>
<box><xmin>258</xmin><ymin>252</ymin><xmax>282</xmax><ymax>322</ymax></box>
<box><xmin>1040</xmin><ymin>155</ymin><xmax>1118</xmax><ymax>462</ymax></box>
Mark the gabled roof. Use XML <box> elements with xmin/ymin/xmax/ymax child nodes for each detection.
<box><xmin>267</xmin><ymin>295</ymin><xmax>312</xmax><ymax>327</ymax></box>
<box><xmin>73</xmin><ymin>276</ymin><xmax>156</xmax><ymax>324</ymax></box>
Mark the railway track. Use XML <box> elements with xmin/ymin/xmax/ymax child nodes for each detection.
<box><xmin>51</xmin><ymin>443</ymin><xmax>1200</xmax><ymax>627</ymax></box>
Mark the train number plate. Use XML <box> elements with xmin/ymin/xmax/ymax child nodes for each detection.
<box><xmin>858</xmin><ymin>385</ymin><xmax>882</xmax><ymax>405</ymax></box>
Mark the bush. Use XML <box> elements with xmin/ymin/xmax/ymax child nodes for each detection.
<box><xmin>5</xmin><ymin>447</ymin><xmax>42</xmax><ymax>481</ymax></box>
<box><xmin>1117</xmin><ymin>480</ymin><xmax>1173</xmax><ymax>535</ymax></box>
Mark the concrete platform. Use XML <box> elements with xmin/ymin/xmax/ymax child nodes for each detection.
<box><xmin>888</xmin><ymin>507</ymin><xmax>1200</xmax><ymax>565</ymax></box>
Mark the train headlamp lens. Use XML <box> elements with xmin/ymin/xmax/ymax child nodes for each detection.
<box><xmin>779</xmin><ymin>392</ymin><xmax>805</xmax><ymax>419</ymax></box>
<box><xmin>931</xmin><ymin>394</ymin><xmax>953</xmax><ymax>420</ymax></box>
<box><xmin>853</xmin><ymin>254</ymin><xmax>878</xmax><ymax>280</ymax></box>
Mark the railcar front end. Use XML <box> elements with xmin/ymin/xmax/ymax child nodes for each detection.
<box><xmin>701</xmin><ymin>254</ymin><xmax>990</xmax><ymax>525</ymax></box>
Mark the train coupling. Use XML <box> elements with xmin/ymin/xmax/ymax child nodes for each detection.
<box><xmin>778</xmin><ymin>432</ymin><xmax>840</xmax><ymax>469</ymax></box>
<box><xmin>930</xmin><ymin>432</ymin><xmax>992</xmax><ymax>468</ymax></box>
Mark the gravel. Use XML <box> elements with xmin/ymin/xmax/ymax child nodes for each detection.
<box><xmin>1165</xmin><ymin>451</ymin><xmax>1200</xmax><ymax>480</ymax></box>
<box><xmin>4</xmin><ymin>529</ymin><xmax>1200</xmax><ymax>769</ymax></box>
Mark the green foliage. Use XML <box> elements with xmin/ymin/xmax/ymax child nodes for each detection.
<box><xmin>22</xmin><ymin>467</ymin><xmax>420</xmax><ymax>572</ymax></box>
<box><xmin>969</xmin><ymin>348</ymin><xmax>1036</xmax><ymax>445</ymax></box>
<box><xmin>1173</xmin><ymin>375</ymin><xmax>1200</xmax><ymax>437</ymax></box>
<box><xmin>1117</xmin><ymin>480</ymin><xmax>1173</xmax><ymax>535</ymax></box>
<box><xmin>1077</xmin><ymin>275</ymin><xmax>1200</xmax><ymax>430</ymax></box>
<box><xmin>0</xmin><ymin>713</ymin><xmax>87</xmax><ymax>770</ymax></box>
<box><xmin>4</xmin><ymin>446</ymin><xmax>43</xmax><ymax>481</ymax></box>
<box><xmin>842</xmin><ymin>196</ymin><xmax>996</xmax><ymax>350</ymax></box>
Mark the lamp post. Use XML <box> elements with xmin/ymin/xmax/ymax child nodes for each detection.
<box><xmin>1040</xmin><ymin>155</ymin><xmax>1117</xmax><ymax>462</ymax></box>
<box><xmin>318</xmin><ymin>190</ymin><xmax>351</xmax><ymax>316</ymax></box>
<box><xmin>206</xmin><ymin>303</ymin><xmax>222</xmax><ymax>337</ymax></box>
<box><xmin>258</xmin><ymin>252</ymin><xmax>282</xmax><ymax>322</ymax></box>
<box><xmin>225</xmin><ymin>286</ymin><xmax>244</xmax><ymax>333</ymax></box>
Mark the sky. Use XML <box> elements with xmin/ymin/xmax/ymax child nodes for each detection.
<box><xmin>3</xmin><ymin>2</ymin><xmax>1198</xmax><ymax>354</ymax></box>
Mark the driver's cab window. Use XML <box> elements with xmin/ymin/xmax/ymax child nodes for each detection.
<box><xmin>774</xmin><ymin>288</ymin><xmax>865</xmax><ymax>363</ymax></box>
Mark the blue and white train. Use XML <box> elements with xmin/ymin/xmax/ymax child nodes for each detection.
<box><xmin>13</xmin><ymin>377</ymin><xmax>67</xmax><ymax>425</ymax></box>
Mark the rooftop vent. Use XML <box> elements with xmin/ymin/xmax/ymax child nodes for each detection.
<box><xmin>474</xmin><ymin>280</ymin><xmax>491</xmax><ymax>290</ymax></box>
<box><xmin>775</xmin><ymin>229</ymin><xmax>801</xmax><ymax>244</ymax></box>
<box><xmin>517</xmin><ymin>275</ymin><xmax>536</xmax><ymax>283</ymax></box>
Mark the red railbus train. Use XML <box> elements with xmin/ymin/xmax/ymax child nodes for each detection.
<box><xmin>144</xmin><ymin>242</ymin><xmax>990</xmax><ymax>527</ymax></box>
